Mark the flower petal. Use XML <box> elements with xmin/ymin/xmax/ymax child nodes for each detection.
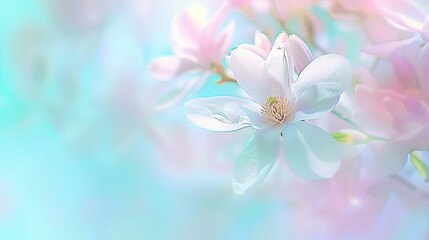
<box><xmin>293</xmin><ymin>54</ymin><xmax>352</xmax><ymax>120</ymax></box>
<box><xmin>171</xmin><ymin>8</ymin><xmax>204</xmax><ymax>60</ymax></box>
<box><xmin>272</xmin><ymin>31</ymin><xmax>289</xmax><ymax>46</ymax></box>
<box><xmin>254</xmin><ymin>31</ymin><xmax>272</xmax><ymax>53</ymax></box>
<box><xmin>212</xmin><ymin>21</ymin><xmax>235</xmax><ymax>63</ymax></box>
<box><xmin>238</xmin><ymin>44</ymin><xmax>270</xmax><ymax>59</ymax></box>
<box><xmin>201</xmin><ymin>2</ymin><xmax>230</xmax><ymax>53</ymax></box>
<box><xmin>288</xmin><ymin>34</ymin><xmax>313</xmax><ymax>74</ymax></box>
<box><xmin>377</xmin><ymin>0</ymin><xmax>427</xmax><ymax>32</ymax></box>
<box><xmin>417</xmin><ymin>43</ymin><xmax>429</xmax><ymax>96</ymax></box>
<box><xmin>294</xmin><ymin>82</ymin><xmax>342</xmax><ymax>120</ymax></box>
<box><xmin>283</xmin><ymin>122</ymin><xmax>342</xmax><ymax>179</ymax></box>
<box><xmin>293</xmin><ymin>54</ymin><xmax>351</xmax><ymax>93</ymax></box>
<box><xmin>408</xmin><ymin>126</ymin><xmax>429</xmax><ymax>150</ymax></box>
<box><xmin>184</xmin><ymin>96</ymin><xmax>270</xmax><ymax>131</ymax></box>
<box><xmin>149</xmin><ymin>56</ymin><xmax>196</xmax><ymax>81</ymax></box>
<box><xmin>363</xmin><ymin>140</ymin><xmax>409</xmax><ymax>175</ymax></box>
<box><xmin>264</xmin><ymin>33</ymin><xmax>295</xmax><ymax>101</ymax></box>
<box><xmin>421</xmin><ymin>19</ymin><xmax>429</xmax><ymax>41</ymax></box>
<box><xmin>233</xmin><ymin>129</ymin><xmax>280</xmax><ymax>194</ymax></box>
<box><xmin>154</xmin><ymin>71</ymin><xmax>209</xmax><ymax>111</ymax></box>
<box><xmin>363</xmin><ymin>36</ymin><xmax>419</xmax><ymax>57</ymax></box>
<box><xmin>229</xmin><ymin>47</ymin><xmax>284</xmax><ymax>104</ymax></box>
<box><xmin>201</xmin><ymin>2</ymin><xmax>231</xmax><ymax>65</ymax></box>
<box><xmin>391</xmin><ymin>51</ymin><xmax>415</xmax><ymax>88</ymax></box>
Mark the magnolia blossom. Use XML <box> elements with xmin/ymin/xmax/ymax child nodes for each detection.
<box><xmin>149</xmin><ymin>3</ymin><xmax>235</xmax><ymax>110</ymax></box>
<box><xmin>185</xmin><ymin>32</ymin><xmax>352</xmax><ymax>194</ymax></box>
<box><xmin>365</xmin><ymin>0</ymin><xmax>429</xmax><ymax>95</ymax></box>
<box><xmin>353</xmin><ymin>75</ymin><xmax>429</xmax><ymax>175</ymax></box>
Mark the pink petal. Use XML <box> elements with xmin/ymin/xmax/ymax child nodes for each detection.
<box><xmin>254</xmin><ymin>31</ymin><xmax>272</xmax><ymax>53</ymax></box>
<box><xmin>149</xmin><ymin>56</ymin><xmax>196</xmax><ymax>81</ymax></box>
<box><xmin>377</xmin><ymin>0</ymin><xmax>427</xmax><ymax>32</ymax></box>
<box><xmin>212</xmin><ymin>20</ymin><xmax>235</xmax><ymax>64</ymax></box>
<box><xmin>201</xmin><ymin>2</ymin><xmax>230</xmax><ymax>44</ymax></box>
<box><xmin>363</xmin><ymin>37</ymin><xmax>417</xmax><ymax>57</ymax></box>
<box><xmin>421</xmin><ymin>19</ymin><xmax>429</xmax><ymax>41</ymax></box>
<box><xmin>401</xmin><ymin>93</ymin><xmax>429</xmax><ymax>119</ymax></box>
<box><xmin>272</xmin><ymin>0</ymin><xmax>289</xmax><ymax>21</ymax></box>
<box><xmin>354</xmin><ymin>85</ymin><xmax>382</xmax><ymax>112</ymax></box>
<box><xmin>354</xmin><ymin>110</ymin><xmax>395</xmax><ymax>138</ymax></box>
<box><xmin>380</xmin><ymin>92</ymin><xmax>408</xmax><ymax>118</ymax></box>
<box><xmin>391</xmin><ymin>51</ymin><xmax>415</xmax><ymax>88</ymax></box>
<box><xmin>417</xmin><ymin>43</ymin><xmax>429</xmax><ymax>96</ymax></box>
<box><xmin>200</xmin><ymin>2</ymin><xmax>230</xmax><ymax>63</ymax></box>
<box><xmin>171</xmin><ymin>9</ymin><xmax>203</xmax><ymax>54</ymax></box>
<box><xmin>392</xmin><ymin>115</ymin><xmax>426</xmax><ymax>137</ymax></box>
<box><xmin>354</xmin><ymin>86</ymin><xmax>395</xmax><ymax>138</ymax></box>
<box><xmin>362</xmin><ymin>18</ymin><xmax>402</xmax><ymax>44</ymax></box>
<box><xmin>288</xmin><ymin>34</ymin><xmax>313</xmax><ymax>74</ymax></box>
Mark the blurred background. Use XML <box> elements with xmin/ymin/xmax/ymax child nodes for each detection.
<box><xmin>1</xmin><ymin>0</ymin><xmax>429</xmax><ymax>239</ymax></box>
<box><xmin>0</xmin><ymin>0</ymin><xmax>291</xmax><ymax>239</ymax></box>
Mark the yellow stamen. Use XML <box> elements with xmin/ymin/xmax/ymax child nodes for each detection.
<box><xmin>261</xmin><ymin>96</ymin><xmax>292</xmax><ymax>124</ymax></box>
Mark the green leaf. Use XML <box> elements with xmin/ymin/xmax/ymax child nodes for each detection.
<box><xmin>411</xmin><ymin>152</ymin><xmax>429</xmax><ymax>181</ymax></box>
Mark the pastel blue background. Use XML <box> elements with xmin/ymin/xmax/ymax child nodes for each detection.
<box><xmin>0</xmin><ymin>0</ymin><xmax>291</xmax><ymax>239</ymax></box>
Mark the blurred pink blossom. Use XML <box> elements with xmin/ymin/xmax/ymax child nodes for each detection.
<box><xmin>282</xmin><ymin>157</ymin><xmax>393</xmax><ymax>239</ymax></box>
<box><xmin>149</xmin><ymin>2</ymin><xmax>235</xmax><ymax>110</ymax></box>
<box><xmin>228</xmin><ymin>0</ymin><xmax>271</xmax><ymax>15</ymax></box>
<box><xmin>353</xmin><ymin>75</ymin><xmax>429</xmax><ymax>175</ymax></box>
<box><xmin>364</xmin><ymin>0</ymin><xmax>429</xmax><ymax>96</ymax></box>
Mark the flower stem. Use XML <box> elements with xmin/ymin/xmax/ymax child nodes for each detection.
<box><xmin>331</xmin><ymin>109</ymin><xmax>390</xmax><ymax>141</ymax></box>
<box><xmin>331</xmin><ymin>109</ymin><xmax>357</xmax><ymax>127</ymax></box>
<box><xmin>211</xmin><ymin>64</ymin><xmax>237</xmax><ymax>84</ymax></box>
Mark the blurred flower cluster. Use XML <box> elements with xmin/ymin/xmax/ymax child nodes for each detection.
<box><xmin>148</xmin><ymin>0</ymin><xmax>429</xmax><ymax>238</ymax></box>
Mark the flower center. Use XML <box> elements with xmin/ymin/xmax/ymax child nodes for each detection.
<box><xmin>261</xmin><ymin>96</ymin><xmax>292</xmax><ymax>124</ymax></box>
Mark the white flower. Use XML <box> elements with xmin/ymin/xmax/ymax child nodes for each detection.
<box><xmin>185</xmin><ymin>32</ymin><xmax>352</xmax><ymax>194</ymax></box>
